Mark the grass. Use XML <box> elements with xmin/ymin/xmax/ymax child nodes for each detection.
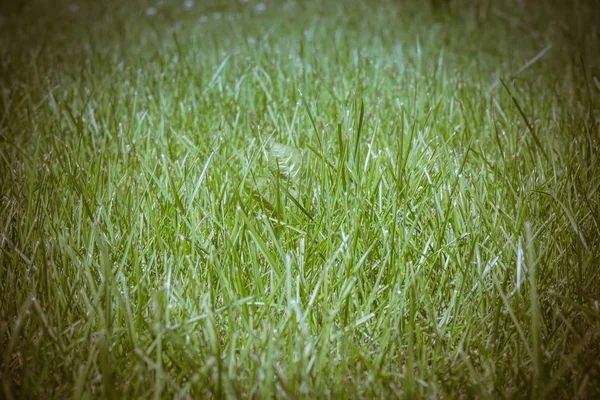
<box><xmin>1</xmin><ymin>0</ymin><xmax>599</xmax><ymax>398</ymax></box>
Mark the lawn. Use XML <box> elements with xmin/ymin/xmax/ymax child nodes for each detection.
<box><xmin>1</xmin><ymin>0</ymin><xmax>599</xmax><ymax>398</ymax></box>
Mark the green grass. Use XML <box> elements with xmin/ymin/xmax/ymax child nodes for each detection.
<box><xmin>1</xmin><ymin>0</ymin><xmax>599</xmax><ymax>398</ymax></box>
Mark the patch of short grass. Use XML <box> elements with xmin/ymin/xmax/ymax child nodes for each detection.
<box><xmin>1</xmin><ymin>0</ymin><xmax>599</xmax><ymax>398</ymax></box>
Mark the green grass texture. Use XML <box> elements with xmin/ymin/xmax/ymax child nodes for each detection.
<box><xmin>1</xmin><ymin>0</ymin><xmax>599</xmax><ymax>398</ymax></box>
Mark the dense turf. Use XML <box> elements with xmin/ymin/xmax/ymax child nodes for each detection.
<box><xmin>1</xmin><ymin>0</ymin><xmax>599</xmax><ymax>398</ymax></box>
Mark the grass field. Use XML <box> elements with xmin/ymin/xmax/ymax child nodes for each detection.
<box><xmin>1</xmin><ymin>0</ymin><xmax>599</xmax><ymax>398</ymax></box>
